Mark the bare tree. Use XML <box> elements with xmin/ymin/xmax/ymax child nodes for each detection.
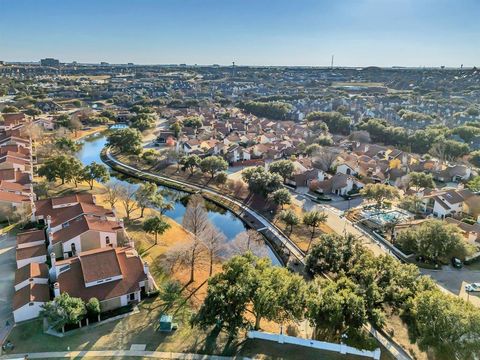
<box><xmin>312</xmin><ymin>147</ymin><xmax>340</xmax><ymax>172</ymax></box>
<box><xmin>104</xmin><ymin>181</ymin><xmax>122</xmax><ymax>209</ymax></box>
<box><xmin>118</xmin><ymin>184</ymin><xmax>139</xmax><ymax>220</ymax></box>
<box><xmin>182</xmin><ymin>194</ymin><xmax>210</xmax><ymax>283</ymax></box>
<box><xmin>21</xmin><ymin>123</ymin><xmax>45</xmax><ymax>142</ymax></box>
<box><xmin>224</xmin><ymin>229</ymin><xmax>269</xmax><ymax>259</ymax></box>
<box><xmin>348</xmin><ymin>130</ymin><xmax>371</xmax><ymax>144</ymax></box>
<box><xmin>202</xmin><ymin>224</ymin><xmax>227</xmax><ymax>276</ymax></box>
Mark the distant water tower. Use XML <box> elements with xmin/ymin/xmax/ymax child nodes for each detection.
<box><xmin>232</xmin><ymin>61</ymin><xmax>236</xmax><ymax>78</ymax></box>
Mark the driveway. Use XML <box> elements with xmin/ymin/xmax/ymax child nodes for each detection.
<box><xmin>0</xmin><ymin>233</ymin><xmax>16</xmax><ymax>336</ymax></box>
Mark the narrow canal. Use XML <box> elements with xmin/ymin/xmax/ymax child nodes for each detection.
<box><xmin>76</xmin><ymin>131</ymin><xmax>281</xmax><ymax>264</ymax></box>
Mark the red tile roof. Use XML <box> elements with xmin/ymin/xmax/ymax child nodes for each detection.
<box><xmin>15</xmin><ymin>262</ymin><xmax>49</xmax><ymax>285</ymax></box>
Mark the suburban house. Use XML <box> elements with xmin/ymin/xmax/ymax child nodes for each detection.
<box><xmin>12</xmin><ymin>282</ymin><xmax>49</xmax><ymax>323</ymax></box>
<box><xmin>32</xmin><ymin>194</ymin><xmax>116</xmax><ymax>233</ymax></box>
<box><xmin>315</xmin><ymin>173</ymin><xmax>365</xmax><ymax>196</ymax></box>
<box><xmin>51</xmin><ymin>247</ymin><xmax>155</xmax><ymax>312</ymax></box>
<box><xmin>47</xmin><ymin>214</ymin><xmax>128</xmax><ymax>259</ymax></box>
<box><xmin>286</xmin><ymin>159</ymin><xmax>326</xmax><ymax>188</ymax></box>
<box><xmin>421</xmin><ymin>188</ymin><xmax>476</xmax><ymax>218</ymax></box>
<box><xmin>445</xmin><ymin>217</ymin><xmax>480</xmax><ymax>244</ymax></box>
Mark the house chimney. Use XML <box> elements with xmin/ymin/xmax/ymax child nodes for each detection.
<box><xmin>46</xmin><ymin>215</ymin><xmax>52</xmax><ymax>230</ymax></box>
<box><xmin>30</xmin><ymin>201</ymin><xmax>37</xmax><ymax>222</ymax></box>
<box><xmin>53</xmin><ymin>282</ymin><xmax>60</xmax><ymax>298</ymax></box>
<box><xmin>92</xmin><ymin>195</ymin><xmax>96</xmax><ymax>205</ymax></box>
<box><xmin>49</xmin><ymin>253</ymin><xmax>57</xmax><ymax>282</ymax></box>
<box><xmin>119</xmin><ymin>218</ymin><xmax>124</xmax><ymax>228</ymax></box>
<box><xmin>143</xmin><ymin>261</ymin><xmax>150</xmax><ymax>276</ymax></box>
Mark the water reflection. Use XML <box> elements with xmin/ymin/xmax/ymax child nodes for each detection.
<box><xmin>76</xmin><ymin>132</ymin><xmax>280</xmax><ymax>264</ymax></box>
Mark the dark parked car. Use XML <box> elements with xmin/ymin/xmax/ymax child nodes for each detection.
<box><xmin>451</xmin><ymin>257</ymin><xmax>462</xmax><ymax>269</ymax></box>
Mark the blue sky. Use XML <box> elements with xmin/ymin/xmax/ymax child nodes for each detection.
<box><xmin>1</xmin><ymin>0</ymin><xmax>478</xmax><ymax>67</ymax></box>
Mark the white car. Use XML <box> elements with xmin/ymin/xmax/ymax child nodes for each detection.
<box><xmin>465</xmin><ymin>283</ymin><xmax>480</xmax><ymax>292</ymax></box>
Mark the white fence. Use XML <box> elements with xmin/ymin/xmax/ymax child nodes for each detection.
<box><xmin>247</xmin><ymin>331</ymin><xmax>381</xmax><ymax>360</ymax></box>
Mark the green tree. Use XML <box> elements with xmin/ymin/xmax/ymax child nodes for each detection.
<box><xmin>239</xmin><ymin>101</ymin><xmax>292</xmax><ymax>120</ymax></box>
<box><xmin>54</xmin><ymin>137</ymin><xmax>82</xmax><ymax>153</ymax></box>
<box><xmin>269</xmin><ymin>160</ymin><xmax>295</xmax><ymax>183</ymax></box>
<box><xmin>360</xmin><ymin>183</ymin><xmax>399</xmax><ymax>207</ymax></box>
<box><xmin>306</xmin><ymin>233</ymin><xmax>361</xmax><ymax>274</ymax></box>
<box><xmin>183</xmin><ymin>116</ymin><xmax>203</xmax><ymax>129</ymax></box>
<box><xmin>143</xmin><ymin>215</ymin><xmax>171</xmax><ymax>245</ymax></box>
<box><xmin>469</xmin><ymin>150</ymin><xmax>480</xmax><ymax>167</ymax></box>
<box><xmin>135</xmin><ymin>182</ymin><xmax>158</xmax><ymax>218</ymax></box>
<box><xmin>192</xmin><ymin>253</ymin><xmax>307</xmax><ymax>333</ymax></box>
<box><xmin>306</xmin><ymin>111</ymin><xmax>351</xmax><ymax>135</ymax></box>
<box><xmin>38</xmin><ymin>154</ymin><xmax>83</xmax><ymax>185</ymax></box>
<box><xmin>408</xmin><ymin>172</ymin><xmax>435</xmax><ymax>191</ymax></box>
<box><xmin>1</xmin><ymin>105</ymin><xmax>18</xmax><ymax>113</ymax></box>
<box><xmin>25</xmin><ymin>108</ymin><xmax>41</xmax><ymax>119</ymax></box>
<box><xmin>131</xmin><ymin>113</ymin><xmax>155</xmax><ymax>131</ymax></box>
<box><xmin>467</xmin><ymin>176</ymin><xmax>480</xmax><ymax>192</ymax></box>
<box><xmin>41</xmin><ymin>293</ymin><xmax>87</xmax><ymax>331</ymax></box>
<box><xmin>271</xmin><ymin>188</ymin><xmax>291</xmax><ymax>209</ymax></box>
<box><xmin>180</xmin><ymin>154</ymin><xmax>201</xmax><ymax>174</ymax></box>
<box><xmin>396</xmin><ymin>220</ymin><xmax>467</xmax><ymax>262</ymax></box>
<box><xmin>86</xmin><ymin>298</ymin><xmax>101</xmax><ymax>321</ymax></box>
<box><xmin>408</xmin><ymin>290</ymin><xmax>480</xmax><ymax>359</ymax></box>
<box><xmin>278</xmin><ymin>209</ymin><xmax>299</xmax><ymax>234</ymax></box>
<box><xmin>82</xmin><ymin>162</ymin><xmax>110</xmax><ymax>190</ymax></box>
<box><xmin>302</xmin><ymin>210</ymin><xmax>328</xmax><ymax>251</ymax></box>
<box><xmin>305</xmin><ymin>144</ymin><xmax>321</xmax><ymax>156</ymax></box>
<box><xmin>429</xmin><ymin>139</ymin><xmax>470</xmax><ymax>161</ymax></box>
<box><xmin>242</xmin><ymin>166</ymin><xmax>283</xmax><ymax>198</ymax></box>
<box><xmin>169</xmin><ymin>121</ymin><xmax>182</xmax><ymax>138</ymax></box>
<box><xmin>307</xmin><ymin>276</ymin><xmax>368</xmax><ymax>334</ymax></box>
<box><xmin>106</xmin><ymin>128</ymin><xmax>143</xmax><ymax>155</ymax></box>
<box><xmin>199</xmin><ymin>156</ymin><xmax>228</xmax><ymax>179</ymax></box>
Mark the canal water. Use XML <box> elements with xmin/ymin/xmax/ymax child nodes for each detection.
<box><xmin>76</xmin><ymin>131</ymin><xmax>280</xmax><ymax>264</ymax></box>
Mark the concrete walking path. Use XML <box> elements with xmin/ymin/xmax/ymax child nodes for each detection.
<box><xmin>0</xmin><ymin>350</ymin><xmax>250</xmax><ymax>359</ymax></box>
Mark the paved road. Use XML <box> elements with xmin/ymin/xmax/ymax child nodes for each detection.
<box><xmin>0</xmin><ymin>233</ymin><xmax>15</xmax><ymax>343</ymax></box>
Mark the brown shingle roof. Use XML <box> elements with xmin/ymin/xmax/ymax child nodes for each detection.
<box><xmin>34</xmin><ymin>195</ymin><xmax>114</xmax><ymax>228</ymax></box>
<box><xmin>15</xmin><ymin>262</ymin><xmax>49</xmax><ymax>285</ymax></box>
<box><xmin>13</xmin><ymin>283</ymin><xmax>49</xmax><ymax>310</ymax></box>
<box><xmin>57</xmin><ymin>247</ymin><xmax>147</xmax><ymax>302</ymax></box>
<box><xmin>80</xmin><ymin>247</ymin><xmax>122</xmax><ymax>283</ymax></box>
<box><xmin>16</xmin><ymin>244</ymin><xmax>47</xmax><ymax>261</ymax></box>
<box><xmin>51</xmin><ymin>215</ymin><xmax>122</xmax><ymax>245</ymax></box>
<box><xmin>16</xmin><ymin>229</ymin><xmax>46</xmax><ymax>246</ymax></box>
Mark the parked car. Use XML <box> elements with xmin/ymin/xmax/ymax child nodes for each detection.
<box><xmin>465</xmin><ymin>283</ymin><xmax>480</xmax><ymax>292</ymax></box>
<box><xmin>451</xmin><ymin>257</ymin><xmax>463</xmax><ymax>269</ymax></box>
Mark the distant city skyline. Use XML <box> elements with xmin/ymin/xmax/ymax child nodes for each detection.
<box><xmin>1</xmin><ymin>0</ymin><xmax>479</xmax><ymax>68</ymax></box>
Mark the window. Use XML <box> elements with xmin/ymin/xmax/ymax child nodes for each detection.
<box><xmin>71</xmin><ymin>243</ymin><xmax>76</xmax><ymax>256</ymax></box>
<box><xmin>106</xmin><ymin>236</ymin><xmax>110</xmax><ymax>245</ymax></box>
<box><xmin>129</xmin><ymin>293</ymin><xmax>136</xmax><ymax>301</ymax></box>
